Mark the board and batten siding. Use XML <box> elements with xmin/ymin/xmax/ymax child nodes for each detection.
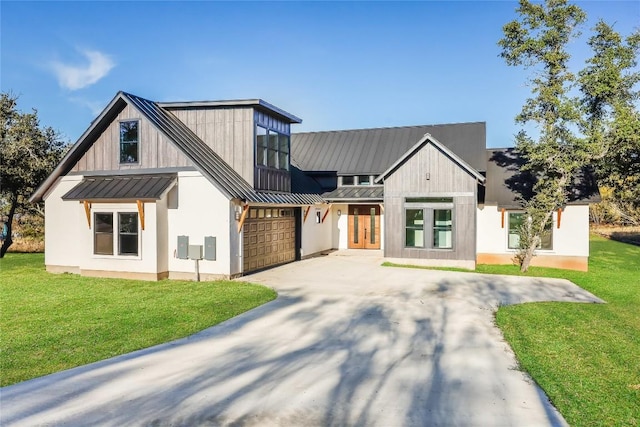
<box><xmin>168</xmin><ymin>107</ymin><xmax>254</xmax><ymax>186</ymax></box>
<box><xmin>383</xmin><ymin>142</ymin><xmax>477</xmax><ymax>262</ymax></box>
<box><xmin>71</xmin><ymin>104</ymin><xmax>192</xmax><ymax>172</ymax></box>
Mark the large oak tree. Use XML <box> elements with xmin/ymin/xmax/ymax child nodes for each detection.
<box><xmin>0</xmin><ymin>93</ymin><xmax>66</xmax><ymax>257</ymax></box>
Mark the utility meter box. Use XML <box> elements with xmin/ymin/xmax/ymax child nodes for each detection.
<box><xmin>188</xmin><ymin>245</ymin><xmax>203</xmax><ymax>260</ymax></box>
<box><xmin>177</xmin><ymin>236</ymin><xmax>189</xmax><ymax>259</ymax></box>
<box><xmin>204</xmin><ymin>236</ymin><xmax>216</xmax><ymax>261</ymax></box>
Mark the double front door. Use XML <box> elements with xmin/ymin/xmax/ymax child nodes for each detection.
<box><xmin>348</xmin><ymin>205</ymin><xmax>381</xmax><ymax>249</ymax></box>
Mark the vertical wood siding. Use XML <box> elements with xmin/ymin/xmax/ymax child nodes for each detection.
<box><xmin>383</xmin><ymin>143</ymin><xmax>477</xmax><ymax>261</ymax></box>
<box><xmin>71</xmin><ymin>104</ymin><xmax>192</xmax><ymax>172</ymax></box>
<box><xmin>169</xmin><ymin>107</ymin><xmax>254</xmax><ymax>185</ymax></box>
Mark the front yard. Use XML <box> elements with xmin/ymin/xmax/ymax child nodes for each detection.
<box><xmin>0</xmin><ymin>254</ymin><xmax>276</xmax><ymax>386</ymax></box>
<box><xmin>492</xmin><ymin>236</ymin><xmax>639</xmax><ymax>427</ymax></box>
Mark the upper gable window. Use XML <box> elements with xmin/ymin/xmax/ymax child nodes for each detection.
<box><xmin>120</xmin><ymin>120</ymin><xmax>139</xmax><ymax>164</ymax></box>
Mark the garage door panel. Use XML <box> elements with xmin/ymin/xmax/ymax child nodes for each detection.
<box><xmin>243</xmin><ymin>208</ymin><xmax>296</xmax><ymax>273</ymax></box>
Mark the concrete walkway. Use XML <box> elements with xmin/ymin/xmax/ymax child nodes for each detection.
<box><xmin>1</xmin><ymin>254</ymin><xmax>602</xmax><ymax>426</ymax></box>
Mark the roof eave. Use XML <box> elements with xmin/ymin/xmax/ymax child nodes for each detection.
<box><xmin>158</xmin><ymin>98</ymin><xmax>302</xmax><ymax>124</ymax></box>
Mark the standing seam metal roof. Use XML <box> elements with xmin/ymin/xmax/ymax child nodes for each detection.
<box><xmin>122</xmin><ymin>93</ymin><xmax>324</xmax><ymax>205</ymax></box>
<box><xmin>62</xmin><ymin>174</ymin><xmax>176</xmax><ymax>200</ymax></box>
<box><xmin>291</xmin><ymin>122</ymin><xmax>487</xmax><ymax>174</ymax></box>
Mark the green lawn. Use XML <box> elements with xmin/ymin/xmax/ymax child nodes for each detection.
<box><xmin>0</xmin><ymin>253</ymin><xmax>277</xmax><ymax>386</ymax></box>
<box><xmin>386</xmin><ymin>235</ymin><xmax>640</xmax><ymax>427</ymax></box>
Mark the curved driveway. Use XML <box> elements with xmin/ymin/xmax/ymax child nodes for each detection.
<box><xmin>2</xmin><ymin>253</ymin><xmax>602</xmax><ymax>426</ymax></box>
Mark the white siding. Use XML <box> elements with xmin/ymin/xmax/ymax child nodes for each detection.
<box><xmin>332</xmin><ymin>203</ymin><xmax>349</xmax><ymax>249</ymax></box>
<box><xmin>167</xmin><ymin>171</ymin><xmax>232</xmax><ymax>276</ymax></box>
<box><xmin>44</xmin><ymin>176</ymin><xmax>83</xmax><ymax>270</ymax></box>
<box><xmin>477</xmin><ymin>204</ymin><xmax>590</xmax><ymax>258</ymax></box>
<box><xmin>301</xmin><ymin>205</ymin><xmax>333</xmax><ymax>257</ymax></box>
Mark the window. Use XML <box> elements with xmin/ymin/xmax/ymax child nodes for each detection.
<box><xmin>94</xmin><ymin>213</ymin><xmax>114</xmax><ymax>255</ymax></box>
<box><xmin>508</xmin><ymin>212</ymin><xmax>552</xmax><ymax>250</ymax></box>
<box><xmin>433</xmin><ymin>209</ymin><xmax>452</xmax><ymax>249</ymax></box>
<box><xmin>256</xmin><ymin>125</ymin><xmax>289</xmax><ymax>171</ymax></box>
<box><xmin>256</xmin><ymin>126</ymin><xmax>267</xmax><ymax>166</ymax></box>
<box><xmin>357</xmin><ymin>175</ymin><xmax>371</xmax><ymax>185</ymax></box>
<box><xmin>341</xmin><ymin>176</ymin><xmax>355</xmax><ymax>186</ymax></box>
<box><xmin>120</xmin><ymin>121</ymin><xmax>139</xmax><ymax>163</ymax></box>
<box><xmin>405</xmin><ymin>209</ymin><xmax>424</xmax><ymax>248</ymax></box>
<box><xmin>405</xmin><ymin>203</ymin><xmax>454</xmax><ymax>250</ymax></box>
<box><xmin>93</xmin><ymin>212</ymin><xmax>139</xmax><ymax>256</ymax></box>
<box><xmin>118</xmin><ymin>213</ymin><xmax>138</xmax><ymax>255</ymax></box>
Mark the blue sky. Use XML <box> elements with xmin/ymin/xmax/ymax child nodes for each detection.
<box><xmin>2</xmin><ymin>1</ymin><xmax>639</xmax><ymax>148</ymax></box>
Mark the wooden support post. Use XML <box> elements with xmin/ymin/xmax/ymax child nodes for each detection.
<box><xmin>136</xmin><ymin>200</ymin><xmax>145</xmax><ymax>231</ymax></box>
<box><xmin>303</xmin><ymin>206</ymin><xmax>311</xmax><ymax>222</ymax></box>
<box><xmin>83</xmin><ymin>201</ymin><xmax>91</xmax><ymax>228</ymax></box>
<box><xmin>557</xmin><ymin>208</ymin><xmax>562</xmax><ymax>229</ymax></box>
<box><xmin>501</xmin><ymin>208</ymin><xmax>506</xmax><ymax>228</ymax></box>
<box><xmin>237</xmin><ymin>204</ymin><xmax>249</xmax><ymax>233</ymax></box>
<box><xmin>379</xmin><ymin>203</ymin><xmax>384</xmax><ymax>213</ymax></box>
<box><xmin>321</xmin><ymin>208</ymin><xmax>330</xmax><ymax>223</ymax></box>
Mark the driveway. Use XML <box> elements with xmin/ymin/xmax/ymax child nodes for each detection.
<box><xmin>1</xmin><ymin>253</ymin><xmax>602</xmax><ymax>426</ymax></box>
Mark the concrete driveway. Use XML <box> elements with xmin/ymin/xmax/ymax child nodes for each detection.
<box><xmin>1</xmin><ymin>253</ymin><xmax>602</xmax><ymax>427</ymax></box>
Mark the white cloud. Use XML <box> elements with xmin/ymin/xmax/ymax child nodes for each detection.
<box><xmin>51</xmin><ymin>49</ymin><xmax>115</xmax><ymax>90</ymax></box>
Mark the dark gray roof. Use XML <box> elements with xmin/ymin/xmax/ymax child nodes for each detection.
<box><xmin>291</xmin><ymin>122</ymin><xmax>486</xmax><ymax>174</ymax></box>
<box><xmin>62</xmin><ymin>174</ymin><xmax>176</xmax><ymax>201</ymax></box>
<box><xmin>322</xmin><ymin>186</ymin><xmax>384</xmax><ymax>202</ymax></box>
<box><xmin>31</xmin><ymin>91</ymin><xmax>324</xmax><ymax>206</ymax></box>
<box><xmin>486</xmin><ymin>148</ymin><xmax>600</xmax><ymax>208</ymax></box>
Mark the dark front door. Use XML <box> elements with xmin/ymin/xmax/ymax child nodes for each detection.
<box><xmin>348</xmin><ymin>205</ymin><xmax>381</xmax><ymax>249</ymax></box>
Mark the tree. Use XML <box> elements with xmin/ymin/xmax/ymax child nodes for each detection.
<box><xmin>498</xmin><ymin>0</ymin><xmax>597</xmax><ymax>272</ymax></box>
<box><xmin>0</xmin><ymin>93</ymin><xmax>66</xmax><ymax>257</ymax></box>
<box><xmin>579</xmin><ymin>21</ymin><xmax>640</xmax><ymax>225</ymax></box>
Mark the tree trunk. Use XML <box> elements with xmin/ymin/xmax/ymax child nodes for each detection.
<box><xmin>519</xmin><ymin>235</ymin><xmax>541</xmax><ymax>273</ymax></box>
<box><xmin>0</xmin><ymin>196</ymin><xmax>18</xmax><ymax>258</ymax></box>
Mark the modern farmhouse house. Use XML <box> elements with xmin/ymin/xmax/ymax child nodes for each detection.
<box><xmin>31</xmin><ymin>92</ymin><xmax>598</xmax><ymax>280</ymax></box>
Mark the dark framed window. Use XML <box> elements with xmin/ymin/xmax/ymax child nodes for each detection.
<box><xmin>357</xmin><ymin>175</ymin><xmax>371</xmax><ymax>185</ymax></box>
<box><xmin>405</xmin><ymin>209</ymin><xmax>424</xmax><ymax>248</ymax></box>
<box><xmin>256</xmin><ymin>125</ymin><xmax>289</xmax><ymax>171</ymax></box>
<box><xmin>508</xmin><ymin>212</ymin><xmax>552</xmax><ymax>250</ymax></box>
<box><xmin>118</xmin><ymin>213</ymin><xmax>139</xmax><ymax>255</ymax></box>
<box><xmin>405</xmin><ymin>203</ymin><xmax>454</xmax><ymax>250</ymax></box>
<box><xmin>120</xmin><ymin>120</ymin><xmax>139</xmax><ymax>164</ymax></box>
<box><xmin>341</xmin><ymin>176</ymin><xmax>355</xmax><ymax>185</ymax></box>
<box><xmin>93</xmin><ymin>212</ymin><xmax>139</xmax><ymax>256</ymax></box>
<box><xmin>433</xmin><ymin>209</ymin><xmax>452</xmax><ymax>249</ymax></box>
<box><xmin>256</xmin><ymin>126</ymin><xmax>267</xmax><ymax>166</ymax></box>
<box><xmin>94</xmin><ymin>213</ymin><xmax>114</xmax><ymax>255</ymax></box>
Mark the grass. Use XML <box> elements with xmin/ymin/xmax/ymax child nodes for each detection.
<box><xmin>386</xmin><ymin>235</ymin><xmax>640</xmax><ymax>427</ymax></box>
<box><xmin>0</xmin><ymin>253</ymin><xmax>277</xmax><ymax>387</ymax></box>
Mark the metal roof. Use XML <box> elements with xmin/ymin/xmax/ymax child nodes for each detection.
<box><xmin>291</xmin><ymin>122</ymin><xmax>486</xmax><ymax>174</ymax></box>
<box><xmin>31</xmin><ymin>91</ymin><xmax>323</xmax><ymax>206</ymax></box>
<box><xmin>376</xmin><ymin>133</ymin><xmax>485</xmax><ymax>183</ymax></box>
<box><xmin>485</xmin><ymin>148</ymin><xmax>601</xmax><ymax>208</ymax></box>
<box><xmin>62</xmin><ymin>174</ymin><xmax>176</xmax><ymax>201</ymax></box>
<box><xmin>322</xmin><ymin>186</ymin><xmax>384</xmax><ymax>202</ymax></box>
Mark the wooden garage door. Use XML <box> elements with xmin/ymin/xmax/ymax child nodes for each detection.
<box><xmin>243</xmin><ymin>207</ymin><xmax>296</xmax><ymax>273</ymax></box>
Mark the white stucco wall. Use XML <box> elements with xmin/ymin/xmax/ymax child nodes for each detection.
<box><xmin>79</xmin><ymin>201</ymin><xmax>159</xmax><ymax>274</ymax></box>
<box><xmin>44</xmin><ymin>176</ymin><xmax>83</xmax><ymax>270</ymax></box>
<box><xmin>332</xmin><ymin>204</ymin><xmax>349</xmax><ymax>249</ymax></box>
<box><xmin>167</xmin><ymin>171</ymin><xmax>232</xmax><ymax>276</ymax></box>
<box><xmin>477</xmin><ymin>204</ymin><xmax>590</xmax><ymax>257</ymax></box>
<box><xmin>301</xmin><ymin>205</ymin><xmax>333</xmax><ymax>257</ymax></box>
